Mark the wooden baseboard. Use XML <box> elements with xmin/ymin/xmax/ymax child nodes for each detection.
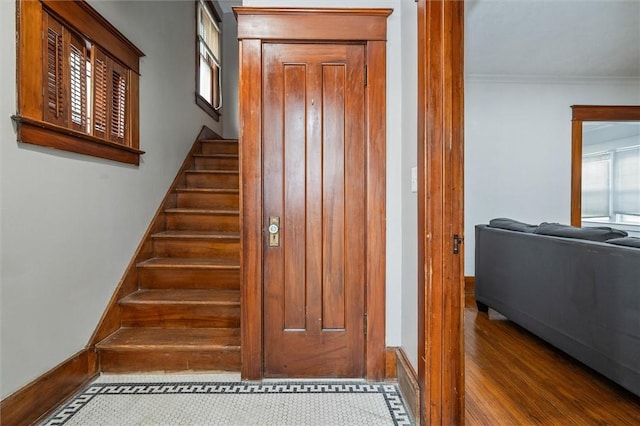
<box><xmin>385</xmin><ymin>347</ymin><xmax>397</xmax><ymax>379</ymax></box>
<box><xmin>395</xmin><ymin>347</ymin><xmax>420</xmax><ymax>425</ymax></box>
<box><xmin>0</xmin><ymin>349</ymin><xmax>99</xmax><ymax>425</ymax></box>
<box><xmin>465</xmin><ymin>276</ymin><xmax>475</xmax><ymax>295</ymax></box>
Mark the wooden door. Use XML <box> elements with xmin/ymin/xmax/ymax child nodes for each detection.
<box><xmin>262</xmin><ymin>43</ymin><xmax>366</xmax><ymax>377</ymax></box>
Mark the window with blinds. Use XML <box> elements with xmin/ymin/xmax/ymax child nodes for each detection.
<box><xmin>582</xmin><ymin>146</ymin><xmax>640</xmax><ymax>224</ymax></box>
<box><xmin>582</xmin><ymin>153</ymin><xmax>611</xmax><ymax>218</ymax></box>
<box><xmin>14</xmin><ymin>0</ymin><xmax>143</xmax><ymax>165</ymax></box>
<box><xmin>196</xmin><ymin>0</ymin><xmax>222</xmax><ymax>120</ymax></box>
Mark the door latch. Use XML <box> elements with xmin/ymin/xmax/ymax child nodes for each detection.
<box><xmin>268</xmin><ymin>216</ymin><xmax>280</xmax><ymax>247</ymax></box>
<box><xmin>453</xmin><ymin>234</ymin><xmax>463</xmax><ymax>254</ymax></box>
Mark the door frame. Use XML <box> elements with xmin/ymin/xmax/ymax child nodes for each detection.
<box><xmin>417</xmin><ymin>1</ymin><xmax>465</xmax><ymax>424</ymax></box>
<box><xmin>235</xmin><ymin>7</ymin><xmax>393</xmax><ymax>381</ymax></box>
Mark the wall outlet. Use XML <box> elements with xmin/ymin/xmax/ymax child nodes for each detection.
<box><xmin>411</xmin><ymin>166</ymin><xmax>417</xmax><ymax>193</ymax></box>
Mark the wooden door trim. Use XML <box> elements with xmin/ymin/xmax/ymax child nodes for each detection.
<box><xmin>570</xmin><ymin>105</ymin><xmax>640</xmax><ymax>226</ymax></box>
<box><xmin>234</xmin><ymin>7</ymin><xmax>391</xmax><ymax>41</ymax></box>
<box><xmin>236</xmin><ymin>8</ymin><xmax>392</xmax><ymax>381</ymax></box>
<box><xmin>417</xmin><ymin>1</ymin><xmax>465</xmax><ymax>424</ymax></box>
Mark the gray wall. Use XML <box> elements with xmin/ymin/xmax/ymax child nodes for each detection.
<box><xmin>1</xmin><ymin>0</ymin><xmax>220</xmax><ymax>398</ymax></box>
<box><xmin>400</xmin><ymin>0</ymin><xmax>419</xmax><ymax>370</ymax></box>
<box><xmin>222</xmin><ymin>10</ymin><xmax>240</xmax><ymax>139</ymax></box>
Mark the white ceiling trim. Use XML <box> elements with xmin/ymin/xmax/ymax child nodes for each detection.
<box><xmin>465</xmin><ymin>74</ymin><xmax>640</xmax><ymax>86</ymax></box>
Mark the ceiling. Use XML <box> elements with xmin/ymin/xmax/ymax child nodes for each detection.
<box><xmin>220</xmin><ymin>0</ymin><xmax>639</xmax><ymax>78</ymax></box>
<box><xmin>465</xmin><ymin>0</ymin><xmax>640</xmax><ymax>78</ymax></box>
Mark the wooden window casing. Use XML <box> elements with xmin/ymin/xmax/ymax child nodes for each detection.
<box><xmin>570</xmin><ymin>105</ymin><xmax>640</xmax><ymax>226</ymax></box>
<box><xmin>14</xmin><ymin>0</ymin><xmax>144</xmax><ymax>165</ymax></box>
<box><xmin>195</xmin><ymin>0</ymin><xmax>221</xmax><ymax>121</ymax></box>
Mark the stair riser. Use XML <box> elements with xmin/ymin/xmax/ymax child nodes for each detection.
<box><xmin>194</xmin><ymin>157</ymin><xmax>239</xmax><ymax>170</ymax></box>
<box><xmin>185</xmin><ymin>173</ymin><xmax>239</xmax><ymax>189</ymax></box>
<box><xmin>166</xmin><ymin>213</ymin><xmax>240</xmax><ymax>232</ymax></box>
<box><xmin>138</xmin><ymin>268</ymin><xmax>240</xmax><ymax>289</ymax></box>
<box><xmin>121</xmin><ymin>304</ymin><xmax>240</xmax><ymax>328</ymax></box>
<box><xmin>176</xmin><ymin>193</ymin><xmax>239</xmax><ymax>209</ymax></box>
<box><xmin>99</xmin><ymin>349</ymin><xmax>240</xmax><ymax>373</ymax></box>
<box><xmin>153</xmin><ymin>239</ymin><xmax>240</xmax><ymax>259</ymax></box>
<box><xmin>201</xmin><ymin>142</ymin><xmax>238</xmax><ymax>155</ymax></box>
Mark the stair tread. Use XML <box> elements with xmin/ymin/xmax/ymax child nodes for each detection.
<box><xmin>185</xmin><ymin>170</ymin><xmax>239</xmax><ymax>175</ymax></box>
<box><xmin>193</xmin><ymin>153</ymin><xmax>238</xmax><ymax>158</ymax></box>
<box><xmin>165</xmin><ymin>208</ymin><xmax>239</xmax><ymax>215</ymax></box>
<box><xmin>97</xmin><ymin>328</ymin><xmax>240</xmax><ymax>350</ymax></box>
<box><xmin>152</xmin><ymin>231</ymin><xmax>240</xmax><ymax>239</ymax></box>
<box><xmin>137</xmin><ymin>257</ymin><xmax>240</xmax><ymax>268</ymax></box>
<box><xmin>175</xmin><ymin>188</ymin><xmax>238</xmax><ymax>193</ymax></box>
<box><xmin>121</xmin><ymin>289</ymin><xmax>239</xmax><ymax>305</ymax></box>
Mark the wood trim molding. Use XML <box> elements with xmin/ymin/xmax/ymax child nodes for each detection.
<box><xmin>465</xmin><ymin>276</ymin><xmax>476</xmax><ymax>295</ymax></box>
<box><xmin>88</xmin><ymin>126</ymin><xmax>222</xmax><ymax>346</ymax></box>
<box><xmin>385</xmin><ymin>347</ymin><xmax>398</xmax><ymax>379</ymax></box>
<box><xmin>417</xmin><ymin>1</ymin><xmax>465</xmax><ymax>424</ymax></box>
<box><xmin>234</xmin><ymin>7</ymin><xmax>392</xmax><ymax>41</ymax></box>
<box><xmin>41</xmin><ymin>0</ymin><xmax>144</xmax><ymax>73</ymax></box>
<box><xmin>365</xmin><ymin>39</ymin><xmax>388</xmax><ymax>381</ymax></box>
<box><xmin>0</xmin><ymin>349</ymin><xmax>98</xmax><ymax>425</ymax></box>
<box><xmin>571</xmin><ymin>118</ymin><xmax>583</xmax><ymax>226</ymax></box>
<box><xmin>238</xmin><ymin>37</ymin><xmax>264</xmax><ymax>380</ymax></box>
<box><xmin>571</xmin><ymin>105</ymin><xmax>640</xmax><ymax>121</ymax></box>
<box><xmin>396</xmin><ymin>348</ymin><xmax>420</xmax><ymax>426</ymax></box>
<box><xmin>236</xmin><ymin>8</ymin><xmax>391</xmax><ymax>381</ymax></box>
<box><xmin>13</xmin><ymin>115</ymin><xmax>145</xmax><ymax>166</ymax></box>
<box><xmin>570</xmin><ymin>105</ymin><xmax>640</xmax><ymax>227</ymax></box>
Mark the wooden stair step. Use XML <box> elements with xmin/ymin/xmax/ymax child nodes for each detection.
<box><xmin>201</xmin><ymin>139</ymin><xmax>238</xmax><ymax>155</ymax></box>
<box><xmin>185</xmin><ymin>170</ymin><xmax>239</xmax><ymax>189</ymax></box>
<box><xmin>152</xmin><ymin>230</ymin><xmax>240</xmax><ymax>240</ymax></box>
<box><xmin>136</xmin><ymin>257</ymin><xmax>240</xmax><ymax>289</ymax></box>
<box><xmin>164</xmin><ymin>208</ymin><xmax>240</xmax><ymax>232</ymax></box>
<box><xmin>193</xmin><ymin>154</ymin><xmax>239</xmax><ymax>171</ymax></box>
<box><xmin>151</xmin><ymin>231</ymin><xmax>239</xmax><ymax>259</ymax></box>
<box><xmin>201</xmin><ymin>139</ymin><xmax>238</xmax><ymax>143</ymax></box>
<box><xmin>175</xmin><ymin>188</ymin><xmax>239</xmax><ymax>209</ymax></box>
<box><xmin>165</xmin><ymin>208</ymin><xmax>239</xmax><ymax>215</ymax></box>
<box><xmin>97</xmin><ymin>327</ymin><xmax>240</xmax><ymax>349</ymax></box>
<box><xmin>137</xmin><ymin>257</ymin><xmax>240</xmax><ymax>268</ymax></box>
<box><xmin>121</xmin><ymin>289</ymin><xmax>240</xmax><ymax>304</ymax></box>
<box><xmin>120</xmin><ymin>289</ymin><xmax>240</xmax><ymax>328</ymax></box>
<box><xmin>96</xmin><ymin>328</ymin><xmax>240</xmax><ymax>373</ymax></box>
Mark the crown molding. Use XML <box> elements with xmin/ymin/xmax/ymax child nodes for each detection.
<box><xmin>465</xmin><ymin>74</ymin><xmax>640</xmax><ymax>85</ymax></box>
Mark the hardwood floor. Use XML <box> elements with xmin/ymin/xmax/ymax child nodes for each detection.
<box><xmin>465</xmin><ymin>295</ymin><xmax>640</xmax><ymax>425</ymax></box>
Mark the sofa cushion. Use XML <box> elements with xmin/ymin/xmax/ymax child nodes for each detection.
<box><xmin>488</xmin><ymin>218</ymin><xmax>538</xmax><ymax>233</ymax></box>
<box><xmin>534</xmin><ymin>222</ymin><xmax>628</xmax><ymax>242</ymax></box>
<box><xmin>606</xmin><ymin>237</ymin><xmax>640</xmax><ymax>249</ymax></box>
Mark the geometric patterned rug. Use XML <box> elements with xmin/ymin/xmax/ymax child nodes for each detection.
<box><xmin>40</xmin><ymin>375</ymin><xmax>413</xmax><ymax>426</ymax></box>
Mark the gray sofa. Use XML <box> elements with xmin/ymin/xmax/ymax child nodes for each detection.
<box><xmin>475</xmin><ymin>220</ymin><xmax>640</xmax><ymax>396</ymax></box>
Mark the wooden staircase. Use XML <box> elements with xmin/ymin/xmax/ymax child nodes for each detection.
<box><xmin>94</xmin><ymin>135</ymin><xmax>240</xmax><ymax>373</ymax></box>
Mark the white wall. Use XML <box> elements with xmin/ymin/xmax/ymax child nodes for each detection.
<box><xmin>400</xmin><ymin>0</ymin><xmax>418</xmax><ymax>370</ymax></box>
<box><xmin>241</xmin><ymin>0</ymin><xmax>404</xmax><ymax>347</ymax></box>
<box><xmin>0</xmin><ymin>0</ymin><xmax>219</xmax><ymax>398</ymax></box>
<box><xmin>464</xmin><ymin>77</ymin><xmax>640</xmax><ymax>275</ymax></box>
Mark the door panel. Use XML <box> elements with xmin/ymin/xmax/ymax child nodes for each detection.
<box><xmin>262</xmin><ymin>43</ymin><xmax>366</xmax><ymax>377</ymax></box>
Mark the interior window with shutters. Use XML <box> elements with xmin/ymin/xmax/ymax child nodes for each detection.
<box><xmin>196</xmin><ymin>0</ymin><xmax>222</xmax><ymax>120</ymax></box>
<box><xmin>14</xmin><ymin>1</ymin><xmax>144</xmax><ymax>165</ymax></box>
